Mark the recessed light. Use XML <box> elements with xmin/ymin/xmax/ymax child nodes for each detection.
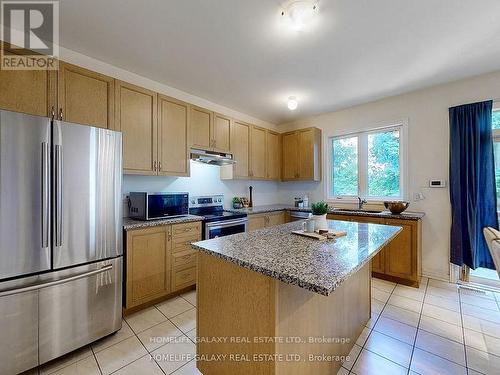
<box><xmin>281</xmin><ymin>1</ymin><xmax>319</xmax><ymax>31</ymax></box>
<box><xmin>287</xmin><ymin>96</ymin><xmax>298</xmax><ymax>110</ymax></box>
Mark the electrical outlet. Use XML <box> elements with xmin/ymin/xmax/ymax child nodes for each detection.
<box><xmin>413</xmin><ymin>192</ymin><xmax>425</xmax><ymax>201</ymax></box>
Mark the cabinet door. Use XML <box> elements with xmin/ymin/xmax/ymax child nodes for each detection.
<box><xmin>0</xmin><ymin>45</ymin><xmax>55</xmax><ymax>116</ymax></box>
<box><xmin>282</xmin><ymin>132</ymin><xmax>298</xmax><ymax>180</ymax></box>
<box><xmin>250</xmin><ymin>125</ymin><xmax>267</xmax><ymax>179</ymax></box>
<box><xmin>126</xmin><ymin>226</ymin><xmax>170</xmax><ymax>308</ymax></box>
<box><xmin>213</xmin><ymin>113</ymin><xmax>231</xmax><ymax>152</ymax></box>
<box><xmin>266</xmin><ymin>131</ymin><xmax>281</xmax><ymax>180</ymax></box>
<box><xmin>158</xmin><ymin>95</ymin><xmax>189</xmax><ymax>176</ymax></box>
<box><xmin>298</xmin><ymin>129</ymin><xmax>315</xmax><ymax>180</ymax></box>
<box><xmin>190</xmin><ymin>106</ymin><xmax>212</xmax><ymax>150</ymax></box>
<box><xmin>371</xmin><ymin>251</ymin><xmax>385</xmax><ymax>274</ymax></box>
<box><xmin>383</xmin><ymin>222</ymin><xmax>415</xmax><ymax>280</ymax></box>
<box><xmin>230</xmin><ymin>120</ymin><xmax>250</xmax><ymax>178</ymax></box>
<box><xmin>248</xmin><ymin>215</ymin><xmax>266</xmax><ymax>231</ymax></box>
<box><xmin>58</xmin><ymin>62</ymin><xmax>114</xmax><ymax>128</ymax></box>
<box><xmin>115</xmin><ymin>81</ymin><xmax>157</xmax><ymax>175</ymax></box>
<box><xmin>267</xmin><ymin>211</ymin><xmax>285</xmax><ymax>227</ymax></box>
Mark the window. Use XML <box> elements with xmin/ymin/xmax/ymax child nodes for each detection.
<box><xmin>329</xmin><ymin>124</ymin><xmax>406</xmax><ymax>201</ymax></box>
<box><xmin>469</xmin><ymin>106</ymin><xmax>500</xmax><ymax>284</ymax></box>
<box><xmin>492</xmin><ymin>108</ymin><xmax>500</xmax><ymax>213</ymax></box>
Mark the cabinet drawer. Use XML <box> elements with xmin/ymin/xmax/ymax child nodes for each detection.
<box><xmin>173</xmin><ymin>267</ymin><xmax>196</xmax><ymax>290</ymax></box>
<box><xmin>172</xmin><ymin>222</ymin><xmax>201</xmax><ymax>238</ymax></box>
<box><xmin>171</xmin><ymin>235</ymin><xmax>200</xmax><ymax>253</ymax></box>
<box><xmin>172</xmin><ymin>250</ymin><xmax>197</xmax><ymax>270</ymax></box>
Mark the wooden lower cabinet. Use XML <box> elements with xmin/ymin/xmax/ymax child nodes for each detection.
<box><xmin>125</xmin><ymin>221</ymin><xmax>201</xmax><ymax>311</ymax></box>
<box><xmin>126</xmin><ymin>226</ymin><xmax>170</xmax><ymax>309</ymax></box>
<box><xmin>248</xmin><ymin>211</ymin><xmax>286</xmax><ymax>231</ymax></box>
<box><xmin>326</xmin><ymin>213</ymin><xmax>422</xmax><ymax>287</ymax></box>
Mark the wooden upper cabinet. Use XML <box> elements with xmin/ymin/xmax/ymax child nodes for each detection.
<box><xmin>282</xmin><ymin>127</ymin><xmax>321</xmax><ymax>181</ymax></box>
<box><xmin>190</xmin><ymin>106</ymin><xmax>212</xmax><ymax>150</ymax></box>
<box><xmin>230</xmin><ymin>120</ymin><xmax>250</xmax><ymax>178</ymax></box>
<box><xmin>266</xmin><ymin>130</ymin><xmax>281</xmax><ymax>180</ymax></box>
<box><xmin>250</xmin><ymin>126</ymin><xmax>267</xmax><ymax>179</ymax></box>
<box><xmin>0</xmin><ymin>45</ymin><xmax>55</xmax><ymax>116</ymax></box>
<box><xmin>282</xmin><ymin>132</ymin><xmax>299</xmax><ymax>180</ymax></box>
<box><xmin>158</xmin><ymin>95</ymin><xmax>189</xmax><ymax>176</ymax></box>
<box><xmin>213</xmin><ymin>113</ymin><xmax>231</xmax><ymax>153</ymax></box>
<box><xmin>115</xmin><ymin>81</ymin><xmax>157</xmax><ymax>175</ymax></box>
<box><xmin>57</xmin><ymin>62</ymin><xmax>114</xmax><ymax>128</ymax></box>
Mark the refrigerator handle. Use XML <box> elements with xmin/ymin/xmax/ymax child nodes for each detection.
<box><xmin>41</xmin><ymin>142</ymin><xmax>50</xmax><ymax>248</ymax></box>
<box><xmin>55</xmin><ymin>145</ymin><xmax>63</xmax><ymax>247</ymax></box>
<box><xmin>0</xmin><ymin>264</ymin><xmax>113</xmax><ymax>297</ymax></box>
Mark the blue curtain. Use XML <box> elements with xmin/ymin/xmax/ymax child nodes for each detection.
<box><xmin>449</xmin><ymin>100</ymin><xmax>497</xmax><ymax>269</ymax></box>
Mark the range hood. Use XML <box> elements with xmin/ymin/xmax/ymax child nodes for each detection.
<box><xmin>190</xmin><ymin>148</ymin><xmax>236</xmax><ymax>166</ymax></box>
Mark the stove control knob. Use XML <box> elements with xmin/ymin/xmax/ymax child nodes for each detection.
<box><xmin>190</xmin><ymin>199</ymin><xmax>195</xmax><ymax>204</ymax></box>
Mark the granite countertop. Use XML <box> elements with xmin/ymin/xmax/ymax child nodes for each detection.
<box><xmin>225</xmin><ymin>204</ymin><xmax>425</xmax><ymax>221</ymax></box>
<box><xmin>192</xmin><ymin>220</ymin><xmax>402</xmax><ymax>296</ymax></box>
<box><xmin>123</xmin><ymin>215</ymin><xmax>203</xmax><ymax>230</ymax></box>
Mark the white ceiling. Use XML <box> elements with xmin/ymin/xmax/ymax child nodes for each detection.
<box><xmin>58</xmin><ymin>0</ymin><xmax>500</xmax><ymax>124</ymax></box>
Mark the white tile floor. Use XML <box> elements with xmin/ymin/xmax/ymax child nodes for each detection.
<box><xmin>26</xmin><ymin>278</ymin><xmax>500</xmax><ymax>375</ymax></box>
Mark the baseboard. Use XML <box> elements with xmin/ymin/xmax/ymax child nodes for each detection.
<box><xmin>422</xmin><ymin>270</ymin><xmax>450</xmax><ymax>283</ymax></box>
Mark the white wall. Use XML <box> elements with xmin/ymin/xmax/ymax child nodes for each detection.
<box><xmin>123</xmin><ymin>161</ymin><xmax>281</xmax><ymax>213</ymax></box>
<box><xmin>279</xmin><ymin>70</ymin><xmax>500</xmax><ymax>281</ymax></box>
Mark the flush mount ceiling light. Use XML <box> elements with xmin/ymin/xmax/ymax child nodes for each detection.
<box><xmin>287</xmin><ymin>96</ymin><xmax>298</xmax><ymax>110</ymax></box>
<box><xmin>281</xmin><ymin>1</ymin><xmax>319</xmax><ymax>31</ymax></box>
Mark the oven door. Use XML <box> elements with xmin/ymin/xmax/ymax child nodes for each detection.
<box><xmin>205</xmin><ymin>219</ymin><xmax>248</xmax><ymax>240</ymax></box>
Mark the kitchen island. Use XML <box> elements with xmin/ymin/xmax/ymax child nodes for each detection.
<box><xmin>191</xmin><ymin>220</ymin><xmax>402</xmax><ymax>375</ymax></box>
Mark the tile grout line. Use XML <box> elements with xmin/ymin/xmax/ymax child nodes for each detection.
<box><xmin>405</xmin><ymin>277</ymin><xmax>428</xmax><ymax>375</ymax></box>
<box><xmin>458</xmin><ymin>288</ymin><xmax>470</xmax><ymax>375</ymax></box>
<box><xmin>90</xmin><ymin>345</ymin><xmax>104</xmax><ymax>375</ymax></box>
<box><xmin>150</xmin><ymin>303</ymin><xmax>196</xmax><ymax>373</ymax></box>
<box><xmin>348</xmin><ymin>281</ymin><xmax>397</xmax><ymax>374</ymax></box>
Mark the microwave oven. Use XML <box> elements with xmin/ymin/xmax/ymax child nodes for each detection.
<box><xmin>129</xmin><ymin>192</ymin><xmax>189</xmax><ymax>220</ymax></box>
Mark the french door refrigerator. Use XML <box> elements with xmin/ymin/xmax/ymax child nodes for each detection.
<box><xmin>0</xmin><ymin>109</ymin><xmax>123</xmax><ymax>375</ymax></box>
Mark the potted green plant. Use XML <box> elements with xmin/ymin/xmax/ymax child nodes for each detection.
<box><xmin>232</xmin><ymin>197</ymin><xmax>242</xmax><ymax>209</ymax></box>
<box><xmin>311</xmin><ymin>201</ymin><xmax>329</xmax><ymax>230</ymax></box>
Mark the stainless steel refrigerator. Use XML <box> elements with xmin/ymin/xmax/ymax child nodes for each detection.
<box><xmin>0</xmin><ymin>109</ymin><xmax>123</xmax><ymax>375</ymax></box>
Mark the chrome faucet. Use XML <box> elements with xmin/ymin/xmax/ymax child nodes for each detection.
<box><xmin>357</xmin><ymin>197</ymin><xmax>367</xmax><ymax>210</ymax></box>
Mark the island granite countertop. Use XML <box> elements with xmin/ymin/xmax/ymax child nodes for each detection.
<box><xmin>192</xmin><ymin>220</ymin><xmax>401</xmax><ymax>296</ymax></box>
<box><xmin>225</xmin><ymin>204</ymin><xmax>425</xmax><ymax>221</ymax></box>
<box><xmin>123</xmin><ymin>215</ymin><xmax>203</xmax><ymax>231</ymax></box>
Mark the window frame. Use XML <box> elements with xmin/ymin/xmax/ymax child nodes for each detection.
<box><xmin>326</xmin><ymin>120</ymin><xmax>408</xmax><ymax>203</ymax></box>
<box><xmin>493</xmin><ymin>104</ymin><xmax>500</xmax><ymax>140</ymax></box>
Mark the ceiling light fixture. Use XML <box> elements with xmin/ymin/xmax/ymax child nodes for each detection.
<box><xmin>281</xmin><ymin>1</ymin><xmax>319</xmax><ymax>31</ymax></box>
<box><xmin>287</xmin><ymin>96</ymin><xmax>298</xmax><ymax>110</ymax></box>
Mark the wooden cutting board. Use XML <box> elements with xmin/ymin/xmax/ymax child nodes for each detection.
<box><xmin>291</xmin><ymin>229</ymin><xmax>347</xmax><ymax>241</ymax></box>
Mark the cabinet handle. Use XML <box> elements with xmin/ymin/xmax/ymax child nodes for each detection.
<box><xmin>58</xmin><ymin>108</ymin><xmax>63</xmax><ymax>120</ymax></box>
<box><xmin>158</xmin><ymin>161</ymin><xmax>162</xmax><ymax>171</ymax></box>
<box><xmin>51</xmin><ymin>106</ymin><xmax>55</xmax><ymax>119</ymax></box>
<box><xmin>153</xmin><ymin>161</ymin><xmax>157</xmax><ymax>172</ymax></box>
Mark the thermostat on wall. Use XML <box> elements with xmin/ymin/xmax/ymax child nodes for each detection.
<box><xmin>429</xmin><ymin>179</ymin><xmax>447</xmax><ymax>188</ymax></box>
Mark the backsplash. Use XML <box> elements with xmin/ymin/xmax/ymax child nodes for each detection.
<box><xmin>122</xmin><ymin>161</ymin><xmax>282</xmax><ymax>217</ymax></box>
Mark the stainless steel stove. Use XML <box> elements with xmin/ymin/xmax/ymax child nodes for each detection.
<box><xmin>189</xmin><ymin>195</ymin><xmax>248</xmax><ymax>240</ymax></box>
